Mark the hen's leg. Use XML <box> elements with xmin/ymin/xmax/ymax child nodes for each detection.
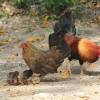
<box><xmin>22</xmin><ymin>69</ymin><xmax>33</xmax><ymax>85</ymax></box>
<box><xmin>31</xmin><ymin>73</ymin><xmax>40</xmax><ymax>85</ymax></box>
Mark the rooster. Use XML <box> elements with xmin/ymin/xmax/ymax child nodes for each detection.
<box><xmin>20</xmin><ymin>42</ymin><xmax>65</xmax><ymax>83</ymax></box>
<box><xmin>64</xmin><ymin>34</ymin><xmax>100</xmax><ymax>76</ymax></box>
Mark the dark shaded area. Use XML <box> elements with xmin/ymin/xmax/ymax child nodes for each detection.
<box><xmin>70</xmin><ymin>66</ymin><xmax>100</xmax><ymax>76</ymax></box>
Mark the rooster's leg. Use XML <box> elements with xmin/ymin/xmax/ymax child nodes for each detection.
<box><xmin>80</xmin><ymin>65</ymin><xmax>84</xmax><ymax>79</ymax></box>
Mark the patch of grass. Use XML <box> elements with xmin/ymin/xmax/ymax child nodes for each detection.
<box><xmin>0</xmin><ymin>11</ymin><xmax>10</xmax><ymax>18</ymax></box>
<box><xmin>26</xmin><ymin>26</ymin><xmax>34</xmax><ymax>33</ymax></box>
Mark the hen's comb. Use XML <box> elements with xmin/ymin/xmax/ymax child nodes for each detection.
<box><xmin>20</xmin><ymin>43</ymin><xmax>28</xmax><ymax>48</ymax></box>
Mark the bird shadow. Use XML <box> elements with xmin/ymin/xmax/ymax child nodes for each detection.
<box><xmin>71</xmin><ymin>66</ymin><xmax>100</xmax><ymax>76</ymax></box>
<box><xmin>85</xmin><ymin>70</ymin><xmax>100</xmax><ymax>76</ymax></box>
<box><xmin>33</xmin><ymin>65</ymin><xmax>100</xmax><ymax>83</ymax></box>
<box><xmin>40</xmin><ymin>66</ymin><xmax>100</xmax><ymax>82</ymax></box>
<box><xmin>40</xmin><ymin>77</ymin><xmax>67</xmax><ymax>82</ymax></box>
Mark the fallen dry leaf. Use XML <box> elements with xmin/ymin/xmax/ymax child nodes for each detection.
<box><xmin>79</xmin><ymin>96</ymin><xmax>89</xmax><ymax>100</ymax></box>
<box><xmin>94</xmin><ymin>91</ymin><xmax>98</xmax><ymax>94</ymax></box>
<box><xmin>80</xmin><ymin>0</ymin><xmax>87</xmax><ymax>3</ymax></box>
<box><xmin>38</xmin><ymin>34</ymin><xmax>46</xmax><ymax>41</ymax></box>
<box><xmin>32</xmin><ymin>20</ymin><xmax>36</xmax><ymax>27</ymax></box>
<box><xmin>8</xmin><ymin>54</ymin><xmax>18</xmax><ymax>61</ymax></box>
<box><xmin>40</xmin><ymin>43</ymin><xmax>48</xmax><ymax>48</ymax></box>
<box><xmin>5</xmin><ymin>37</ymin><xmax>13</xmax><ymax>42</ymax></box>
<box><xmin>0</xmin><ymin>37</ymin><xmax>13</xmax><ymax>46</ymax></box>
<box><xmin>42</xmin><ymin>20</ymin><xmax>49</xmax><ymax>28</ymax></box>
<box><xmin>27</xmin><ymin>34</ymin><xmax>46</xmax><ymax>43</ymax></box>
<box><xmin>31</xmin><ymin>10</ymin><xmax>38</xmax><ymax>16</ymax></box>
<box><xmin>0</xmin><ymin>27</ymin><xmax>6</xmax><ymax>36</ymax></box>
<box><xmin>27</xmin><ymin>35</ymin><xmax>37</xmax><ymax>43</ymax></box>
<box><xmin>96</xmin><ymin>16</ymin><xmax>100</xmax><ymax>21</ymax></box>
<box><xmin>0</xmin><ymin>41</ymin><xmax>8</xmax><ymax>46</ymax></box>
<box><xmin>95</xmin><ymin>2</ymin><xmax>100</xmax><ymax>8</ymax></box>
<box><xmin>60</xmin><ymin>70</ymin><xmax>70</xmax><ymax>79</ymax></box>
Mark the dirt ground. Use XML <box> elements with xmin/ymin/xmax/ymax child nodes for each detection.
<box><xmin>0</xmin><ymin>15</ymin><xmax>100</xmax><ymax>100</ymax></box>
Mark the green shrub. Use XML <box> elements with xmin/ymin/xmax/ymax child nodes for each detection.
<box><xmin>0</xmin><ymin>0</ymin><xmax>5</xmax><ymax>5</ymax></box>
<box><xmin>13</xmin><ymin>0</ymin><xmax>34</xmax><ymax>9</ymax></box>
<box><xmin>40</xmin><ymin>0</ymin><xmax>78</xmax><ymax>15</ymax></box>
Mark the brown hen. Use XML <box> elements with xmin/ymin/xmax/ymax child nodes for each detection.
<box><xmin>20</xmin><ymin>42</ymin><xmax>65</xmax><ymax>83</ymax></box>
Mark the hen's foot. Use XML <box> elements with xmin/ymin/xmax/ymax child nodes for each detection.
<box><xmin>21</xmin><ymin>69</ymin><xmax>33</xmax><ymax>85</ymax></box>
<box><xmin>31</xmin><ymin>74</ymin><xmax>40</xmax><ymax>85</ymax></box>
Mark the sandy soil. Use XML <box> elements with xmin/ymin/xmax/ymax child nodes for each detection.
<box><xmin>0</xmin><ymin>15</ymin><xmax>100</xmax><ymax>100</ymax></box>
